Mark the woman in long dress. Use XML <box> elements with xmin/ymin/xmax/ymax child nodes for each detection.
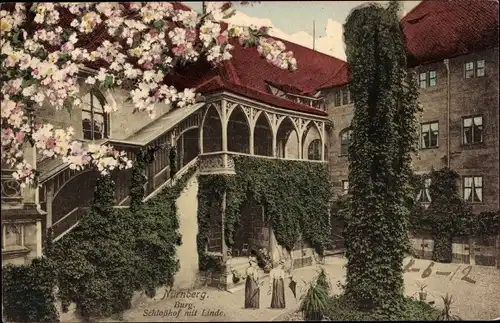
<box><xmin>244</xmin><ymin>256</ymin><xmax>260</xmax><ymax>309</ymax></box>
<box><xmin>268</xmin><ymin>258</ymin><xmax>286</xmax><ymax>309</ymax></box>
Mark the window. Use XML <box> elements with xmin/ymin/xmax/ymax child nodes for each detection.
<box><xmin>463</xmin><ymin>176</ymin><xmax>483</xmax><ymax>203</ymax></box>
<box><xmin>342</xmin><ymin>180</ymin><xmax>349</xmax><ymax>195</ymax></box>
<box><xmin>307</xmin><ymin>139</ymin><xmax>321</xmax><ymax>161</ymax></box>
<box><xmin>342</xmin><ymin>87</ymin><xmax>350</xmax><ymax>105</ymax></box>
<box><xmin>334</xmin><ymin>88</ymin><xmax>341</xmax><ymax>107</ymax></box>
<box><xmin>419</xmin><ymin>71</ymin><xmax>436</xmax><ymax>88</ymax></box>
<box><xmin>419</xmin><ymin>72</ymin><xmax>427</xmax><ymax>89</ymax></box>
<box><xmin>420</xmin><ymin>122</ymin><xmax>439</xmax><ymax>149</ymax></box>
<box><xmin>340</xmin><ymin>129</ymin><xmax>352</xmax><ymax>156</ymax></box>
<box><xmin>417</xmin><ymin>178</ymin><xmax>431</xmax><ymax>203</ymax></box>
<box><xmin>462</xmin><ymin>116</ymin><xmax>483</xmax><ymax>145</ymax></box>
<box><xmin>428</xmin><ymin>71</ymin><xmax>437</xmax><ymax>87</ymax></box>
<box><xmin>476</xmin><ymin>60</ymin><xmax>485</xmax><ymax>77</ymax></box>
<box><xmin>464</xmin><ymin>62</ymin><xmax>474</xmax><ymax>79</ymax></box>
<box><xmin>82</xmin><ymin>92</ymin><xmax>109</xmax><ymax>140</ymax></box>
<box><xmin>465</xmin><ymin>60</ymin><xmax>485</xmax><ymax>78</ymax></box>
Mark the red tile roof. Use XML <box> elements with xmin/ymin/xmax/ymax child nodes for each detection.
<box><xmin>224</xmin><ymin>37</ymin><xmax>345</xmax><ymax>96</ymax></box>
<box><xmin>402</xmin><ymin>0</ymin><xmax>499</xmax><ymax>67</ymax></box>
<box><xmin>314</xmin><ymin>0</ymin><xmax>499</xmax><ymax>90</ymax></box>
<box><xmin>194</xmin><ymin>75</ymin><xmax>328</xmax><ymax>116</ymax></box>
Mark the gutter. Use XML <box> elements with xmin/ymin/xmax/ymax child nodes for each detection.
<box><xmin>444</xmin><ymin>59</ymin><xmax>451</xmax><ymax>168</ymax></box>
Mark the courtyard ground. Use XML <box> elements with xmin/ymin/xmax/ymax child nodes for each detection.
<box><xmin>59</xmin><ymin>256</ymin><xmax>500</xmax><ymax>322</ymax></box>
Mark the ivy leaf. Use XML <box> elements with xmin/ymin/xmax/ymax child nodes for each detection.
<box><xmin>100</xmin><ymin>75</ymin><xmax>114</xmax><ymax>90</ymax></box>
<box><xmin>153</xmin><ymin>20</ymin><xmax>164</xmax><ymax>31</ymax></box>
<box><xmin>63</xmin><ymin>96</ymin><xmax>75</xmax><ymax>113</ymax></box>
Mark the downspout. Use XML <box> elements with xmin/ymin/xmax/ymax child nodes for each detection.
<box><xmin>444</xmin><ymin>59</ymin><xmax>451</xmax><ymax>168</ymax></box>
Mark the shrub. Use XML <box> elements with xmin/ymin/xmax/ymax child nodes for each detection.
<box><xmin>299</xmin><ymin>281</ymin><xmax>329</xmax><ymax>321</ymax></box>
<box><xmin>2</xmin><ymin>258</ymin><xmax>59</xmax><ymax>323</ymax></box>
<box><xmin>325</xmin><ymin>296</ymin><xmax>440</xmax><ymax>321</ymax></box>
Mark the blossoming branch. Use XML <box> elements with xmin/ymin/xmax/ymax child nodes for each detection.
<box><xmin>0</xmin><ymin>2</ymin><xmax>297</xmax><ymax>187</ymax></box>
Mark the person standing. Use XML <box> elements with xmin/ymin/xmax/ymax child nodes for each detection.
<box><xmin>244</xmin><ymin>256</ymin><xmax>260</xmax><ymax>309</ymax></box>
<box><xmin>268</xmin><ymin>258</ymin><xmax>286</xmax><ymax>309</ymax></box>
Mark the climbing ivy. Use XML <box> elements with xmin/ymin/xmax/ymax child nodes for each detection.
<box><xmin>50</xmin><ymin>151</ymin><xmax>196</xmax><ymax>321</ymax></box>
<box><xmin>343</xmin><ymin>1</ymin><xmax>421</xmax><ymax>316</ymax></box>
<box><xmin>409</xmin><ymin>168</ymin><xmax>499</xmax><ymax>262</ymax></box>
<box><xmin>197</xmin><ymin>174</ymin><xmax>227</xmax><ymax>271</ymax></box>
<box><xmin>51</xmin><ymin>175</ymin><xmax>137</xmax><ymax>321</ymax></box>
<box><xmin>196</xmin><ymin>156</ymin><xmax>331</xmax><ymax>271</ymax></box>
<box><xmin>2</xmin><ymin>257</ymin><xmax>59</xmax><ymax>323</ymax></box>
<box><xmin>421</xmin><ymin>169</ymin><xmax>471</xmax><ymax>262</ymax></box>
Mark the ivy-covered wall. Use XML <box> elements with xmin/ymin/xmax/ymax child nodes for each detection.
<box><xmin>45</xmin><ymin>148</ymin><xmax>196</xmax><ymax>321</ymax></box>
<box><xmin>196</xmin><ymin>156</ymin><xmax>331</xmax><ymax>271</ymax></box>
<box><xmin>409</xmin><ymin>168</ymin><xmax>500</xmax><ymax>263</ymax></box>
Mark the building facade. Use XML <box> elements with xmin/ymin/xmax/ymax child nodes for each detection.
<box><xmin>325</xmin><ymin>0</ymin><xmax>499</xmax><ymax>215</ymax></box>
<box><xmin>2</xmin><ymin>1</ymin><xmax>498</xmax><ymax>272</ymax></box>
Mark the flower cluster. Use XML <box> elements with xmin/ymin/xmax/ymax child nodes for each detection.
<box><xmin>1</xmin><ymin>2</ymin><xmax>297</xmax><ymax>186</ymax></box>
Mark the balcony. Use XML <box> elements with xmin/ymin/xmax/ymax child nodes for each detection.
<box><xmin>1</xmin><ymin>169</ymin><xmax>23</xmax><ymax>208</ymax></box>
<box><xmin>198</xmin><ymin>152</ymin><xmax>326</xmax><ymax>175</ymax></box>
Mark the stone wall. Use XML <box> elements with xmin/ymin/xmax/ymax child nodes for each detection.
<box><xmin>36</xmin><ymin>86</ymin><xmax>172</xmax><ymax>141</ymax></box>
<box><xmin>324</xmin><ymin>47</ymin><xmax>500</xmax><ymax>213</ymax></box>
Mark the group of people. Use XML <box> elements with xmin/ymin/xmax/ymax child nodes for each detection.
<box><xmin>244</xmin><ymin>255</ymin><xmax>289</xmax><ymax>309</ymax></box>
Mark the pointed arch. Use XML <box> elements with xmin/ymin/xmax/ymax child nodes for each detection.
<box><xmin>227</xmin><ymin>105</ymin><xmax>250</xmax><ymax>153</ymax></box>
<box><xmin>301</xmin><ymin>121</ymin><xmax>322</xmax><ymax>159</ymax></box>
<box><xmin>276</xmin><ymin>116</ymin><xmax>299</xmax><ymax>159</ymax></box>
<box><xmin>253</xmin><ymin>112</ymin><xmax>273</xmax><ymax>156</ymax></box>
<box><xmin>202</xmin><ymin>104</ymin><xmax>223</xmax><ymax>153</ymax></box>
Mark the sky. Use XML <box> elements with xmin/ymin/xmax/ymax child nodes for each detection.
<box><xmin>182</xmin><ymin>1</ymin><xmax>421</xmax><ymax>61</ymax></box>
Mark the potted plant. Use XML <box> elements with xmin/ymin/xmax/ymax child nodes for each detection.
<box><xmin>299</xmin><ymin>280</ymin><xmax>329</xmax><ymax>321</ymax></box>
<box><xmin>416</xmin><ymin>281</ymin><xmax>428</xmax><ymax>301</ymax></box>
<box><xmin>316</xmin><ymin>268</ymin><xmax>330</xmax><ymax>294</ymax></box>
<box><xmin>437</xmin><ymin>293</ymin><xmax>462</xmax><ymax>321</ymax></box>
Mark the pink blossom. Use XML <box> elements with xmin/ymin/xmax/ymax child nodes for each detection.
<box><xmin>185</xmin><ymin>28</ymin><xmax>197</xmax><ymax>42</ymax></box>
<box><xmin>46</xmin><ymin>137</ymin><xmax>56</xmax><ymax>149</ymax></box>
<box><xmin>216</xmin><ymin>34</ymin><xmax>227</xmax><ymax>45</ymax></box>
<box><xmin>172</xmin><ymin>45</ymin><xmax>185</xmax><ymax>56</ymax></box>
<box><xmin>16</xmin><ymin>131</ymin><xmax>25</xmax><ymax>142</ymax></box>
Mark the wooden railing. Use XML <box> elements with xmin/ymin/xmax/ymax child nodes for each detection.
<box><xmin>51</xmin><ymin>158</ymin><xmax>199</xmax><ymax>241</ymax></box>
<box><xmin>1</xmin><ymin>169</ymin><xmax>23</xmax><ymax>207</ymax></box>
<box><xmin>52</xmin><ymin>205</ymin><xmax>130</xmax><ymax>242</ymax></box>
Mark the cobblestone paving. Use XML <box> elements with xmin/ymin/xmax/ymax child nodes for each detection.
<box><xmin>60</xmin><ymin>256</ymin><xmax>500</xmax><ymax>322</ymax></box>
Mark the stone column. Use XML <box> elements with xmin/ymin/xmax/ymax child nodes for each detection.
<box><xmin>221</xmin><ymin>191</ymin><xmax>228</xmax><ymax>262</ymax></box>
<box><xmin>321</xmin><ymin>122</ymin><xmax>326</xmax><ymax>161</ymax></box>
<box><xmin>221</xmin><ymin>100</ymin><xmax>228</xmax><ymax>153</ymax></box>
<box><xmin>249</xmin><ymin>127</ymin><xmax>255</xmax><ymax>155</ymax></box>
<box><xmin>46</xmin><ymin>183</ymin><xmax>54</xmax><ymax>229</ymax></box>
<box><xmin>36</xmin><ymin>219</ymin><xmax>42</xmax><ymax>257</ymax></box>
<box><xmin>21</xmin><ymin>143</ymin><xmax>38</xmax><ymax>205</ymax></box>
<box><xmin>298</xmin><ymin>136</ymin><xmax>303</xmax><ymax>159</ymax></box>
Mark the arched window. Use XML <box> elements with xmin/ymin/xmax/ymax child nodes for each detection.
<box><xmin>340</xmin><ymin>128</ymin><xmax>352</xmax><ymax>156</ymax></box>
<box><xmin>307</xmin><ymin>139</ymin><xmax>322</xmax><ymax>160</ymax></box>
<box><xmin>82</xmin><ymin>92</ymin><xmax>109</xmax><ymax>140</ymax></box>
